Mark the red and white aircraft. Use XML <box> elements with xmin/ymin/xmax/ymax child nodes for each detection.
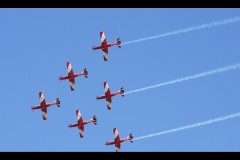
<box><xmin>68</xmin><ymin>109</ymin><xmax>97</xmax><ymax>138</ymax></box>
<box><xmin>31</xmin><ymin>92</ymin><xmax>60</xmax><ymax>120</ymax></box>
<box><xmin>96</xmin><ymin>82</ymin><xmax>124</xmax><ymax>110</ymax></box>
<box><xmin>92</xmin><ymin>31</ymin><xmax>121</xmax><ymax>61</ymax></box>
<box><xmin>105</xmin><ymin>128</ymin><xmax>133</xmax><ymax>152</ymax></box>
<box><xmin>59</xmin><ymin>62</ymin><xmax>88</xmax><ymax>91</ymax></box>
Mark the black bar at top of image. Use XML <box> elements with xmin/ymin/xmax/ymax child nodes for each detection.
<box><xmin>0</xmin><ymin>0</ymin><xmax>240</xmax><ymax>8</ymax></box>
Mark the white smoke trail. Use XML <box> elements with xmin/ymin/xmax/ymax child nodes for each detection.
<box><xmin>125</xmin><ymin>63</ymin><xmax>240</xmax><ymax>95</ymax></box>
<box><xmin>122</xmin><ymin>16</ymin><xmax>240</xmax><ymax>46</ymax></box>
<box><xmin>134</xmin><ymin>112</ymin><xmax>240</xmax><ymax>141</ymax></box>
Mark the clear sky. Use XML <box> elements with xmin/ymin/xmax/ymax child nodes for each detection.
<box><xmin>1</xmin><ymin>8</ymin><xmax>240</xmax><ymax>152</ymax></box>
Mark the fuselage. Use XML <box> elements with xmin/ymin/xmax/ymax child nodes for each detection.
<box><xmin>96</xmin><ymin>91</ymin><xmax>122</xmax><ymax>100</ymax></box>
<box><xmin>93</xmin><ymin>42</ymin><xmax>118</xmax><ymax>50</ymax></box>
<box><xmin>32</xmin><ymin>101</ymin><xmax>57</xmax><ymax>110</ymax></box>
<box><xmin>59</xmin><ymin>72</ymin><xmax>84</xmax><ymax>80</ymax></box>
<box><xmin>105</xmin><ymin>137</ymin><xmax>131</xmax><ymax>145</ymax></box>
<box><xmin>68</xmin><ymin>119</ymin><xmax>95</xmax><ymax>128</ymax></box>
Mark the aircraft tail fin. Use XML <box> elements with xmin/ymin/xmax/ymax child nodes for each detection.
<box><xmin>117</xmin><ymin>38</ymin><xmax>121</xmax><ymax>48</ymax></box>
<box><xmin>119</xmin><ymin>87</ymin><xmax>124</xmax><ymax>97</ymax></box>
<box><xmin>84</xmin><ymin>68</ymin><xmax>88</xmax><ymax>78</ymax></box>
<box><xmin>128</xmin><ymin>133</ymin><xmax>133</xmax><ymax>143</ymax></box>
<box><xmin>92</xmin><ymin>115</ymin><xmax>97</xmax><ymax>125</ymax></box>
<box><xmin>55</xmin><ymin>98</ymin><xmax>60</xmax><ymax>107</ymax></box>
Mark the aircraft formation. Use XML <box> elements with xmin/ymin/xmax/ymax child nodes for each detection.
<box><xmin>31</xmin><ymin>31</ymin><xmax>132</xmax><ymax>152</ymax></box>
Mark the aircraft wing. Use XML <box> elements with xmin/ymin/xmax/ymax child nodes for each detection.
<box><xmin>102</xmin><ymin>47</ymin><xmax>108</xmax><ymax>61</ymax></box>
<box><xmin>69</xmin><ymin>77</ymin><xmax>75</xmax><ymax>91</ymax></box>
<box><xmin>100</xmin><ymin>31</ymin><xmax>107</xmax><ymax>46</ymax></box>
<box><xmin>39</xmin><ymin>92</ymin><xmax>46</xmax><ymax>106</ymax></box>
<box><xmin>76</xmin><ymin>109</ymin><xmax>83</xmax><ymax>124</ymax></box>
<box><xmin>104</xmin><ymin>82</ymin><xmax>111</xmax><ymax>95</ymax></box>
<box><xmin>106</xmin><ymin>97</ymin><xmax>112</xmax><ymax>110</ymax></box>
<box><xmin>67</xmin><ymin>62</ymin><xmax>74</xmax><ymax>76</ymax></box>
<box><xmin>104</xmin><ymin>82</ymin><xmax>112</xmax><ymax>110</ymax></box>
<box><xmin>113</xmin><ymin>128</ymin><xmax>120</xmax><ymax>151</ymax></box>
<box><xmin>79</xmin><ymin>125</ymin><xmax>84</xmax><ymax>138</ymax></box>
<box><xmin>100</xmin><ymin>32</ymin><xmax>108</xmax><ymax>61</ymax></box>
<box><xmin>41</xmin><ymin>107</ymin><xmax>47</xmax><ymax>120</ymax></box>
<box><xmin>114</xmin><ymin>128</ymin><xmax>120</xmax><ymax>140</ymax></box>
<box><xmin>115</xmin><ymin>142</ymin><xmax>121</xmax><ymax>152</ymax></box>
<box><xmin>76</xmin><ymin>110</ymin><xmax>84</xmax><ymax>138</ymax></box>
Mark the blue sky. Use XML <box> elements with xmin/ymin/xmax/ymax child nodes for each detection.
<box><xmin>1</xmin><ymin>8</ymin><xmax>240</xmax><ymax>151</ymax></box>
